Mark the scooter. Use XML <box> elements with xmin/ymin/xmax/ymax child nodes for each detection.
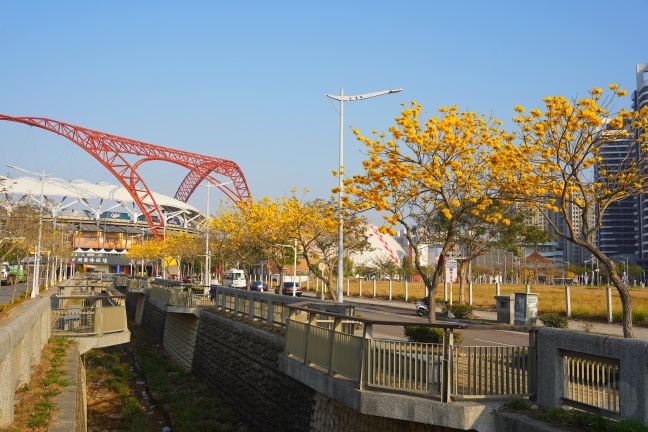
<box><xmin>415</xmin><ymin>297</ymin><xmax>430</xmax><ymax>316</ymax></box>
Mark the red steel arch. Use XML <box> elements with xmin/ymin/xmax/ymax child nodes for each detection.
<box><xmin>0</xmin><ymin>114</ymin><xmax>251</xmax><ymax>239</ymax></box>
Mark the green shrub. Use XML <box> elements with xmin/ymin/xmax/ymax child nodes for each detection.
<box><xmin>404</xmin><ymin>326</ymin><xmax>463</xmax><ymax>344</ymax></box>
<box><xmin>539</xmin><ymin>313</ymin><xmax>568</xmax><ymax>329</ymax></box>
<box><xmin>393</xmin><ymin>293</ymin><xmax>406</xmax><ymax>301</ymax></box>
<box><xmin>443</xmin><ymin>303</ymin><xmax>473</xmax><ymax>319</ymax></box>
<box><xmin>503</xmin><ymin>397</ymin><xmax>528</xmax><ymax>410</ymax></box>
<box><xmin>633</xmin><ymin>309</ymin><xmax>648</xmax><ymax>324</ymax></box>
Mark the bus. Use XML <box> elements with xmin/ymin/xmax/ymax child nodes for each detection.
<box><xmin>8</xmin><ymin>264</ymin><xmax>25</xmax><ymax>283</ymax></box>
<box><xmin>224</xmin><ymin>269</ymin><xmax>246</xmax><ymax>289</ymax></box>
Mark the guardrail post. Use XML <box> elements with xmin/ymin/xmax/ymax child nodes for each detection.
<box><xmin>220</xmin><ymin>288</ymin><xmax>227</xmax><ymax>310</ymax></box>
<box><xmin>528</xmin><ymin>330</ymin><xmax>537</xmax><ymax>400</ymax></box>
<box><xmin>95</xmin><ymin>299</ymin><xmax>103</xmax><ymax>336</ymax></box>
<box><xmin>358</xmin><ymin>322</ymin><xmax>369</xmax><ymax>391</ymax></box>
<box><xmin>302</xmin><ymin>311</ymin><xmax>318</xmax><ymax>366</ymax></box>
<box><xmin>441</xmin><ymin>329</ymin><xmax>454</xmax><ymax>403</ymax></box>
<box><xmin>248</xmin><ymin>296</ymin><xmax>255</xmax><ymax>320</ymax></box>
<box><xmin>267</xmin><ymin>299</ymin><xmax>275</xmax><ymax>325</ymax></box>
<box><xmin>328</xmin><ymin>317</ymin><xmax>342</xmax><ymax>377</ymax></box>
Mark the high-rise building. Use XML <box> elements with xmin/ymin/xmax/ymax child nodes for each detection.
<box><xmin>596</xmin><ymin>63</ymin><xmax>647</xmax><ymax>267</ymax></box>
<box><xmin>634</xmin><ymin>64</ymin><xmax>648</xmax><ymax>265</ymax></box>
<box><xmin>596</xmin><ymin>134</ymin><xmax>639</xmax><ymax>261</ymax></box>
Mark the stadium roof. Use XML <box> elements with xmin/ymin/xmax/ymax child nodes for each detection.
<box><xmin>1</xmin><ymin>175</ymin><xmax>200</xmax><ymax>218</ymax></box>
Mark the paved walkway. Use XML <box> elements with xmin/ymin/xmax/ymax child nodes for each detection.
<box><xmin>338</xmin><ymin>294</ymin><xmax>648</xmax><ymax>339</ymax></box>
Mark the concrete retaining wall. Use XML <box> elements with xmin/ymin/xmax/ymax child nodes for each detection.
<box><xmin>537</xmin><ymin>327</ymin><xmax>648</xmax><ymax>423</ymax></box>
<box><xmin>0</xmin><ymin>295</ymin><xmax>52</xmax><ymax>428</ymax></box>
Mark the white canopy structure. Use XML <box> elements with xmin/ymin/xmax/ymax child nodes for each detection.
<box><xmin>1</xmin><ymin>176</ymin><xmax>202</xmax><ymax>228</ymax></box>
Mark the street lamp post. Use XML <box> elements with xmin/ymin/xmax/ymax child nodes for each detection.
<box><xmin>6</xmin><ymin>164</ymin><xmax>50</xmax><ymax>297</ymax></box>
<box><xmin>326</xmin><ymin>88</ymin><xmax>402</xmax><ymax>303</ymax></box>
<box><xmin>275</xmin><ymin>240</ymin><xmax>298</xmax><ymax>296</ymax></box>
<box><xmin>201</xmin><ymin>180</ymin><xmax>234</xmax><ymax>286</ymax></box>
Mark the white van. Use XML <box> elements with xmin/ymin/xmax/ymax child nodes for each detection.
<box><xmin>224</xmin><ymin>269</ymin><xmax>246</xmax><ymax>289</ymax></box>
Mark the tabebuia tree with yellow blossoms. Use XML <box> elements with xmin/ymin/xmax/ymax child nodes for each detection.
<box><xmin>282</xmin><ymin>197</ymin><xmax>371</xmax><ymax>301</ymax></box>
<box><xmin>492</xmin><ymin>85</ymin><xmax>648</xmax><ymax>338</ymax></box>
<box><xmin>343</xmin><ymin>103</ymin><xmax>513</xmax><ymax>321</ymax></box>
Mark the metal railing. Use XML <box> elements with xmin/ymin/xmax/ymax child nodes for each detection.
<box><xmin>284</xmin><ymin>302</ymin><xmax>537</xmax><ymax>402</ymax></box>
<box><xmin>146</xmin><ymin>280</ymin><xmax>354</xmax><ymax>328</ymax></box>
<box><xmin>365</xmin><ymin>339</ymin><xmax>444</xmax><ymax>395</ymax></box>
<box><xmin>561</xmin><ymin>350</ymin><xmax>619</xmax><ymax>414</ymax></box>
<box><xmin>52</xmin><ymin>277</ymin><xmax>127</xmax><ymax>336</ymax></box>
<box><xmin>452</xmin><ymin>346</ymin><xmax>531</xmax><ymax>399</ymax></box>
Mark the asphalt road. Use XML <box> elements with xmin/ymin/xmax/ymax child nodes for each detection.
<box><xmin>345</xmin><ymin>298</ymin><xmax>531</xmax><ymax>347</ymax></box>
<box><xmin>0</xmin><ymin>282</ymin><xmax>28</xmax><ymax>305</ymax></box>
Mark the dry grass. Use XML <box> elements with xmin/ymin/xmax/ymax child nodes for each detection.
<box><xmin>307</xmin><ymin>279</ymin><xmax>648</xmax><ymax>325</ymax></box>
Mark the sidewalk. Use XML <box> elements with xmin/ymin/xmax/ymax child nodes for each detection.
<box><xmin>336</xmin><ymin>293</ymin><xmax>648</xmax><ymax>339</ymax></box>
<box><xmin>468</xmin><ymin>307</ymin><xmax>648</xmax><ymax>339</ymax></box>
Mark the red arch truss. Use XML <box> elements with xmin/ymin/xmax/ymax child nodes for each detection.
<box><xmin>0</xmin><ymin>114</ymin><xmax>251</xmax><ymax>240</ymax></box>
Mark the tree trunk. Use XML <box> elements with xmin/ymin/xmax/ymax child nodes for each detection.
<box><xmin>458</xmin><ymin>261</ymin><xmax>468</xmax><ymax>304</ymax></box>
<box><xmin>608</xmin><ymin>274</ymin><xmax>634</xmax><ymax>338</ymax></box>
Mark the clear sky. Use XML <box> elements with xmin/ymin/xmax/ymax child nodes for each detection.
<box><xmin>1</xmin><ymin>1</ymin><xmax>646</xmax><ymax>219</ymax></box>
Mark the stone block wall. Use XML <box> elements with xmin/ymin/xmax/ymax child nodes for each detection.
<box><xmin>139</xmin><ymin>297</ymin><xmax>167</xmax><ymax>342</ymax></box>
<box><xmin>311</xmin><ymin>393</ymin><xmax>451</xmax><ymax>432</ymax></box>
<box><xmin>126</xmin><ymin>292</ymin><xmax>146</xmax><ymax>325</ymax></box>
<box><xmin>163</xmin><ymin>313</ymin><xmax>199</xmax><ymax>371</ymax></box>
<box><xmin>192</xmin><ymin>311</ymin><xmax>315</xmax><ymax>432</ymax></box>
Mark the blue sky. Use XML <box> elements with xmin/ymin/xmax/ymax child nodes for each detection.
<box><xmin>1</xmin><ymin>1</ymin><xmax>646</xmax><ymax>219</ymax></box>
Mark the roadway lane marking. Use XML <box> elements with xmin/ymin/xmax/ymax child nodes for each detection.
<box><xmin>473</xmin><ymin>339</ymin><xmax>516</xmax><ymax>346</ymax></box>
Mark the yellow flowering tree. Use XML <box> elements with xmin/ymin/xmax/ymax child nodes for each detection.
<box><xmin>244</xmin><ymin>196</ymin><xmax>295</xmax><ymax>283</ymax></box>
<box><xmin>126</xmin><ymin>238</ymin><xmax>165</xmax><ymax>276</ymax></box>
<box><xmin>162</xmin><ymin>231</ymin><xmax>203</xmax><ymax>278</ymax></box>
<box><xmin>492</xmin><ymin>85</ymin><xmax>648</xmax><ymax>338</ymax></box>
<box><xmin>284</xmin><ymin>197</ymin><xmax>370</xmax><ymax>301</ymax></box>
<box><xmin>207</xmin><ymin>200</ymin><xmax>259</xmax><ymax>278</ymax></box>
<box><xmin>344</xmin><ymin>103</ymin><xmax>511</xmax><ymax>320</ymax></box>
<box><xmin>207</xmin><ymin>194</ymin><xmax>371</xmax><ymax>299</ymax></box>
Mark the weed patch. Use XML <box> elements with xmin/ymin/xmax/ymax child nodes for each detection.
<box><xmin>500</xmin><ymin>401</ymin><xmax>648</xmax><ymax>432</ymax></box>
<box><xmin>7</xmin><ymin>337</ymin><xmax>73</xmax><ymax>431</ymax></box>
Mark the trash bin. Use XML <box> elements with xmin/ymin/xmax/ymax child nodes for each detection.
<box><xmin>495</xmin><ymin>294</ymin><xmax>515</xmax><ymax>324</ymax></box>
<box><xmin>514</xmin><ymin>292</ymin><xmax>539</xmax><ymax>326</ymax></box>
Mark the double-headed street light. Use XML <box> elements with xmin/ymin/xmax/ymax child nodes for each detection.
<box><xmin>326</xmin><ymin>88</ymin><xmax>402</xmax><ymax>303</ymax></box>
<box><xmin>202</xmin><ymin>180</ymin><xmax>234</xmax><ymax>286</ymax></box>
<box><xmin>275</xmin><ymin>240</ymin><xmax>298</xmax><ymax>296</ymax></box>
<box><xmin>6</xmin><ymin>164</ymin><xmax>51</xmax><ymax>297</ymax></box>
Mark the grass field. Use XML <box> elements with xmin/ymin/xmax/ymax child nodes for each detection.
<box><xmin>305</xmin><ymin>278</ymin><xmax>648</xmax><ymax>325</ymax></box>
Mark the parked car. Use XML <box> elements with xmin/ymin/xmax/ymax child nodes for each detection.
<box><xmin>281</xmin><ymin>281</ymin><xmax>303</xmax><ymax>296</ymax></box>
<box><xmin>182</xmin><ymin>276</ymin><xmax>198</xmax><ymax>283</ymax></box>
<box><xmin>250</xmin><ymin>281</ymin><xmax>268</xmax><ymax>292</ymax></box>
